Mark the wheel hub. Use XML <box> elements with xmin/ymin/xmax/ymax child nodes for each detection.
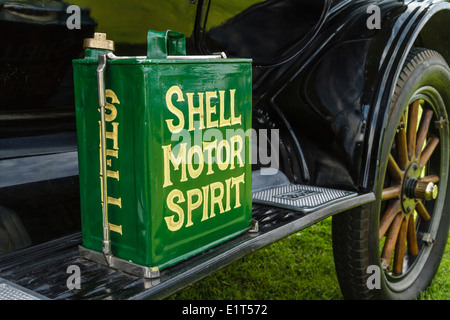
<box><xmin>401</xmin><ymin>162</ymin><xmax>438</xmax><ymax>213</ymax></box>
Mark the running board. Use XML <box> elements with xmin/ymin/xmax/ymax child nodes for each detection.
<box><xmin>0</xmin><ymin>194</ymin><xmax>376</xmax><ymax>300</ymax></box>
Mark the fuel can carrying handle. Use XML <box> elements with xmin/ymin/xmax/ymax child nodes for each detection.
<box><xmin>147</xmin><ymin>30</ymin><xmax>186</xmax><ymax>59</ymax></box>
<box><xmin>147</xmin><ymin>30</ymin><xmax>227</xmax><ymax>60</ymax></box>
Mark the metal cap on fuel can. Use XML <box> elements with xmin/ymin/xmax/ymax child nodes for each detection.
<box><xmin>83</xmin><ymin>33</ymin><xmax>115</xmax><ymax>51</ymax></box>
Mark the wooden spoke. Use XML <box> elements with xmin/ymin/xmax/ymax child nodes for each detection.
<box><xmin>388</xmin><ymin>154</ymin><xmax>403</xmax><ymax>183</ymax></box>
<box><xmin>407</xmin><ymin>215</ymin><xmax>419</xmax><ymax>256</ymax></box>
<box><xmin>393</xmin><ymin>217</ymin><xmax>408</xmax><ymax>274</ymax></box>
<box><xmin>407</xmin><ymin>100</ymin><xmax>420</xmax><ymax>160</ymax></box>
<box><xmin>381</xmin><ymin>185</ymin><xmax>401</xmax><ymax>201</ymax></box>
<box><xmin>379</xmin><ymin>200</ymin><xmax>401</xmax><ymax>240</ymax></box>
<box><xmin>397</xmin><ymin>117</ymin><xmax>408</xmax><ymax>169</ymax></box>
<box><xmin>381</xmin><ymin>213</ymin><xmax>403</xmax><ymax>267</ymax></box>
<box><xmin>415</xmin><ymin>201</ymin><xmax>431</xmax><ymax>222</ymax></box>
<box><xmin>420</xmin><ymin>136</ymin><xmax>440</xmax><ymax>168</ymax></box>
<box><xmin>421</xmin><ymin>175</ymin><xmax>439</xmax><ymax>183</ymax></box>
<box><xmin>415</xmin><ymin>109</ymin><xmax>434</xmax><ymax>159</ymax></box>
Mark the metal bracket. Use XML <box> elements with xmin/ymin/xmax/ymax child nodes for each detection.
<box><xmin>422</xmin><ymin>233</ymin><xmax>435</xmax><ymax>246</ymax></box>
<box><xmin>248</xmin><ymin>219</ymin><xmax>259</xmax><ymax>233</ymax></box>
<box><xmin>435</xmin><ymin>116</ymin><xmax>449</xmax><ymax>129</ymax></box>
<box><xmin>79</xmin><ymin>246</ymin><xmax>160</xmax><ymax>279</ymax></box>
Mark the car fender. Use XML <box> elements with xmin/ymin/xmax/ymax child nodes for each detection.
<box><xmin>254</xmin><ymin>0</ymin><xmax>450</xmax><ymax>193</ymax></box>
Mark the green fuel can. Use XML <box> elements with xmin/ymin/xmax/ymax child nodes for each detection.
<box><xmin>72</xmin><ymin>31</ymin><xmax>252</xmax><ymax>277</ymax></box>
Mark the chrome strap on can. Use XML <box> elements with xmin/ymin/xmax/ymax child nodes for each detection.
<box><xmin>97</xmin><ymin>52</ymin><xmax>112</xmax><ymax>264</ymax></box>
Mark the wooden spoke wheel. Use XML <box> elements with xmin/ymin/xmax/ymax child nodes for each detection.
<box><xmin>332</xmin><ymin>49</ymin><xmax>450</xmax><ymax>299</ymax></box>
<box><xmin>380</xmin><ymin>98</ymin><xmax>442</xmax><ymax>276</ymax></box>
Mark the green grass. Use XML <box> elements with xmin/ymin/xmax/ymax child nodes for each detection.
<box><xmin>420</xmin><ymin>237</ymin><xmax>450</xmax><ymax>300</ymax></box>
<box><xmin>168</xmin><ymin>217</ymin><xmax>450</xmax><ymax>300</ymax></box>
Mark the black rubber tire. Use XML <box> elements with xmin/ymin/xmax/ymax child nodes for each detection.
<box><xmin>332</xmin><ymin>48</ymin><xmax>450</xmax><ymax>300</ymax></box>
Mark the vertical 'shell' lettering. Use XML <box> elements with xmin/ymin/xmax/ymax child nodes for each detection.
<box><xmin>99</xmin><ymin>89</ymin><xmax>123</xmax><ymax>235</ymax></box>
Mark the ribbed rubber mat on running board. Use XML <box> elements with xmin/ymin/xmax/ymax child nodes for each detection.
<box><xmin>252</xmin><ymin>184</ymin><xmax>357</xmax><ymax>213</ymax></box>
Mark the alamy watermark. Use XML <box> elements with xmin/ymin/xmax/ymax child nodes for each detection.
<box><xmin>66</xmin><ymin>265</ymin><xmax>81</xmax><ymax>290</ymax></box>
<box><xmin>366</xmin><ymin>265</ymin><xmax>381</xmax><ymax>290</ymax></box>
<box><xmin>366</xmin><ymin>4</ymin><xmax>381</xmax><ymax>30</ymax></box>
<box><xmin>168</xmin><ymin>124</ymin><xmax>280</xmax><ymax>176</ymax></box>
<box><xmin>66</xmin><ymin>4</ymin><xmax>382</xmax><ymax>31</ymax></box>
<box><xmin>66</xmin><ymin>5</ymin><xmax>81</xmax><ymax>30</ymax></box>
